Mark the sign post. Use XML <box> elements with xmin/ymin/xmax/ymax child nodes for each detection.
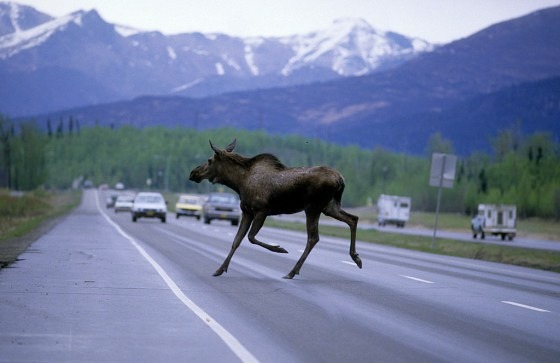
<box><xmin>429</xmin><ymin>153</ymin><xmax>457</xmax><ymax>248</ymax></box>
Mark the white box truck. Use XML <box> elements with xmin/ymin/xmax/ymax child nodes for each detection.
<box><xmin>471</xmin><ymin>204</ymin><xmax>517</xmax><ymax>241</ymax></box>
<box><xmin>377</xmin><ymin>194</ymin><xmax>411</xmax><ymax>228</ymax></box>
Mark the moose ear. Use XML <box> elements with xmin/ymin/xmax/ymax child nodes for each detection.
<box><xmin>225</xmin><ymin>138</ymin><xmax>237</xmax><ymax>152</ymax></box>
<box><xmin>209</xmin><ymin>140</ymin><xmax>220</xmax><ymax>154</ymax></box>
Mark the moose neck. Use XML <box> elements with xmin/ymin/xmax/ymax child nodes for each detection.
<box><xmin>216</xmin><ymin>159</ymin><xmax>248</xmax><ymax>194</ymax></box>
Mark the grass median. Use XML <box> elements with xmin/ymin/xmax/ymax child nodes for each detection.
<box><xmin>265</xmin><ymin>219</ymin><xmax>560</xmax><ymax>273</ymax></box>
<box><xmin>0</xmin><ymin>189</ymin><xmax>81</xmax><ymax>268</ymax></box>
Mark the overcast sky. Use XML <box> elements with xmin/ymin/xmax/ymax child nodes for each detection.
<box><xmin>13</xmin><ymin>0</ymin><xmax>560</xmax><ymax>43</ymax></box>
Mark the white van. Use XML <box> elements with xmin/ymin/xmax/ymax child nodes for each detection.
<box><xmin>377</xmin><ymin>194</ymin><xmax>411</xmax><ymax>228</ymax></box>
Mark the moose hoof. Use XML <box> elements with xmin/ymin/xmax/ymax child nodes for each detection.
<box><xmin>271</xmin><ymin>245</ymin><xmax>288</xmax><ymax>253</ymax></box>
<box><xmin>213</xmin><ymin>267</ymin><xmax>227</xmax><ymax>276</ymax></box>
<box><xmin>282</xmin><ymin>271</ymin><xmax>297</xmax><ymax>279</ymax></box>
<box><xmin>351</xmin><ymin>253</ymin><xmax>362</xmax><ymax>269</ymax></box>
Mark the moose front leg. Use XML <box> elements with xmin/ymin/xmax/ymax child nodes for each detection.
<box><xmin>248</xmin><ymin>213</ymin><xmax>288</xmax><ymax>253</ymax></box>
<box><xmin>213</xmin><ymin>213</ymin><xmax>252</xmax><ymax>276</ymax></box>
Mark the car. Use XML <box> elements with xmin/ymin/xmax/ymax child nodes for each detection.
<box><xmin>82</xmin><ymin>180</ymin><xmax>94</xmax><ymax>189</ymax></box>
<box><xmin>114</xmin><ymin>194</ymin><xmax>135</xmax><ymax>213</ymax></box>
<box><xmin>175</xmin><ymin>194</ymin><xmax>206</xmax><ymax>220</ymax></box>
<box><xmin>131</xmin><ymin>192</ymin><xmax>167</xmax><ymax>223</ymax></box>
<box><xmin>106</xmin><ymin>193</ymin><xmax>118</xmax><ymax>208</ymax></box>
<box><xmin>202</xmin><ymin>192</ymin><xmax>241</xmax><ymax>226</ymax></box>
<box><xmin>471</xmin><ymin>215</ymin><xmax>485</xmax><ymax>239</ymax></box>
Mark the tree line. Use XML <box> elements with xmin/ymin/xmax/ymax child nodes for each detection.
<box><xmin>1</xmin><ymin>114</ymin><xmax>559</xmax><ymax>219</ymax></box>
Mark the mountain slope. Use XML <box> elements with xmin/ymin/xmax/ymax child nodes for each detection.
<box><xmin>0</xmin><ymin>2</ymin><xmax>52</xmax><ymax>36</ymax></box>
<box><xmin>28</xmin><ymin>74</ymin><xmax>560</xmax><ymax>153</ymax></box>
<box><xmin>340</xmin><ymin>76</ymin><xmax>560</xmax><ymax>154</ymax></box>
<box><xmin>0</xmin><ymin>1</ymin><xmax>432</xmax><ymax>116</ymax></box>
<box><xmin>24</xmin><ymin>6</ymin><xmax>560</xmax><ymax>155</ymax></box>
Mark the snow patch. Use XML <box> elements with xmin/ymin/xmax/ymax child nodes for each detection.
<box><xmin>171</xmin><ymin>78</ymin><xmax>203</xmax><ymax>92</ymax></box>
<box><xmin>215</xmin><ymin>62</ymin><xmax>225</xmax><ymax>75</ymax></box>
<box><xmin>221</xmin><ymin>54</ymin><xmax>241</xmax><ymax>71</ymax></box>
<box><xmin>115</xmin><ymin>24</ymin><xmax>143</xmax><ymax>37</ymax></box>
<box><xmin>167</xmin><ymin>46</ymin><xmax>177</xmax><ymax>60</ymax></box>
<box><xmin>9</xmin><ymin>2</ymin><xmax>22</xmax><ymax>33</ymax></box>
<box><xmin>0</xmin><ymin>11</ymin><xmax>86</xmax><ymax>58</ymax></box>
<box><xmin>244</xmin><ymin>42</ymin><xmax>259</xmax><ymax>76</ymax></box>
<box><xmin>183</xmin><ymin>46</ymin><xmax>209</xmax><ymax>56</ymax></box>
<box><xmin>72</xmin><ymin>14</ymin><xmax>83</xmax><ymax>27</ymax></box>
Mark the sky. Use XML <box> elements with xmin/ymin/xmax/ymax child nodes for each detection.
<box><xmin>12</xmin><ymin>0</ymin><xmax>560</xmax><ymax>43</ymax></box>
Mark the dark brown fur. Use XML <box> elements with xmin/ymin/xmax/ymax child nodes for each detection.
<box><xmin>189</xmin><ymin>139</ymin><xmax>361</xmax><ymax>279</ymax></box>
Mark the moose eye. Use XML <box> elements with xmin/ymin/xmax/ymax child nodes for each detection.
<box><xmin>207</xmin><ymin>158</ymin><xmax>213</xmax><ymax>165</ymax></box>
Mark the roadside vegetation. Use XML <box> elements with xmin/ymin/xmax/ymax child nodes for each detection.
<box><xmin>0</xmin><ymin>189</ymin><xmax>81</xmax><ymax>268</ymax></box>
<box><xmin>1</xmin><ymin>115</ymin><xmax>559</xmax><ymax>219</ymax></box>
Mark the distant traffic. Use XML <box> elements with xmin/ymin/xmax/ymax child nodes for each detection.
<box><xmin>103</xmin><ymin>183</ymin><xmax>241</xmax><ymax>227</ymax></box>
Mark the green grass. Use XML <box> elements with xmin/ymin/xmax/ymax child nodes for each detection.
<box><xmin>0</xmin><ymin>189</ymin><xmax>81</xmax><ymax>267</ymax></box>
<box><xmin>265</xmin><ymin>219</ymin><xmax>560</xmax><ymax>273</ymax></box>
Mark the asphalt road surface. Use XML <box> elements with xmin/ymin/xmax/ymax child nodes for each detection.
<box><xmin>1</xmin><ymin>190</ymin><xmax>559</xmax><ymax>362</ymax></box>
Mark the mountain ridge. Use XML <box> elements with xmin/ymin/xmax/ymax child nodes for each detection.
<box><xmin>0</xmin><ymin>1</ymin><xmax>432</xmax><ymax>116</ymax></box>
<box><xmin>18</xmin><ymin>5</ymin><xmax>560</xmax><ymax>155</ymax></box>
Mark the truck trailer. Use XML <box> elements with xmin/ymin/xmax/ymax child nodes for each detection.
<box><xmin>377</xmin><ymin>194</ymin><xmax>411</xmax><ymax>228</ymax></box>
<box><xmin>471</xmin><ymin>204</ymin><xmax>517</xmax><ymax>241</ymax></box>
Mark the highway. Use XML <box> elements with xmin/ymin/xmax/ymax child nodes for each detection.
<box><xmin>273</xmin><ymin>213</ymin><xmax>560</xmax><ymax>252</ymax></box>
<box><xmin>1</xmin><ymin>189</ymin><xmax>559</xmax><ymax>362</ymax></box>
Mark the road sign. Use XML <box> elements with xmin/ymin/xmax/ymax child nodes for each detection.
<box><xmin>429</xmin><ymin>153</ymin><xmax>457</xmax><ymax>188</ymax></box>
<box><xmin>429</xmin><ymin>153</ymin><xmax>458</xmax><ymax>248</ymax></box>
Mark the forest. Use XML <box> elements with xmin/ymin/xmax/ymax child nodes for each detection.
<box><xmin>1</xmin><ymin>114</ymin><xmax>559</xmax><ymax>219</ymax></box>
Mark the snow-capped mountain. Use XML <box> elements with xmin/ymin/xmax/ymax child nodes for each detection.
<box><xmin>282</xmin><ymin>18</ymin><xmax>432</xmax><ymax>76</ymax></box>
<box><xmin>0</xmin><ymin>1</ymin><xmax>433</xmax><ymax>116</ymax></box>
<box><xmin>0</xmin><ymin>9</ymin><xmax>83</xmax><ymax>59</ymax></box>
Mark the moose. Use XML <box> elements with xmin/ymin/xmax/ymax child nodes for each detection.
<box><xmin>189</xmin><ymin>139</ymin><xmax>362</xmax><ymax>279</ymax></box>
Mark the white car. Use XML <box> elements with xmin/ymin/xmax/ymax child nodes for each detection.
<box><xmin>132</xmin><ymin>192</ymin><xmax>167</xmax><ymax>223</ymax></box>
<box><xmin>114</xmin><ymin>195</ymin><xmax>135</xmax><ymax>213</ymax></box>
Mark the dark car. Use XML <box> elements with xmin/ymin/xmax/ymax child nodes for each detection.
<box><xmin>202</xmin><ymin>192</ymin><xmax>241</xmax><ymax>225</ymax></box>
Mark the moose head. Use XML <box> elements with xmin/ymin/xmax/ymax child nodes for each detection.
<box><xmin>189</xmin><ymin>139</ymin><xmax>237</xmax><ymax>184</ymax></box>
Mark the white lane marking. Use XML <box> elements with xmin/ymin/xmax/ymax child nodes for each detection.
<box><xmin>95</xmin><ymin>191</ymin><xmax>259</xmax><ymax>363</ymax></box>
<box><xmin>501</xmin><ymin>301</ymin><xmax>550</xmax><ymax>313</ymax></box>
<box><xmin>400</xmin><ymin>275</ymin><xmax>435</xmax><ymax>284</ymax></box>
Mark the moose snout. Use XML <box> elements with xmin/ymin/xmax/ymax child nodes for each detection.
<box><xmin>189</xmin><ymin>164</ymin><xmax>206</xmax><ymax>183</ymax></box>
<box><xmin>188</xmin><ymin>169</ymin><xmax>200</xmax><ymax>183</ymax></box>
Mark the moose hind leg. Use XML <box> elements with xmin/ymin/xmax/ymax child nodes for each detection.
<box><xmin>248</xmin><ymin>213</ymin><xmax>288</xmax><ymax>253</ymax></box>
<box><xmin>284</xmin><ymin>212</ymin><xmax>320</xmax><ymax>279</ymax></box>
<box><xmin>323</xmin><ymin>201</ymin><xmax>362</xmax><ymax>269</ymax></box>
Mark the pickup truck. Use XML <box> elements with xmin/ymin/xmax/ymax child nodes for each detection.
<box><xmin>471</xmin><ymin>204</ymin><xmax>516</xmax><ymax>241</ymax></box>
